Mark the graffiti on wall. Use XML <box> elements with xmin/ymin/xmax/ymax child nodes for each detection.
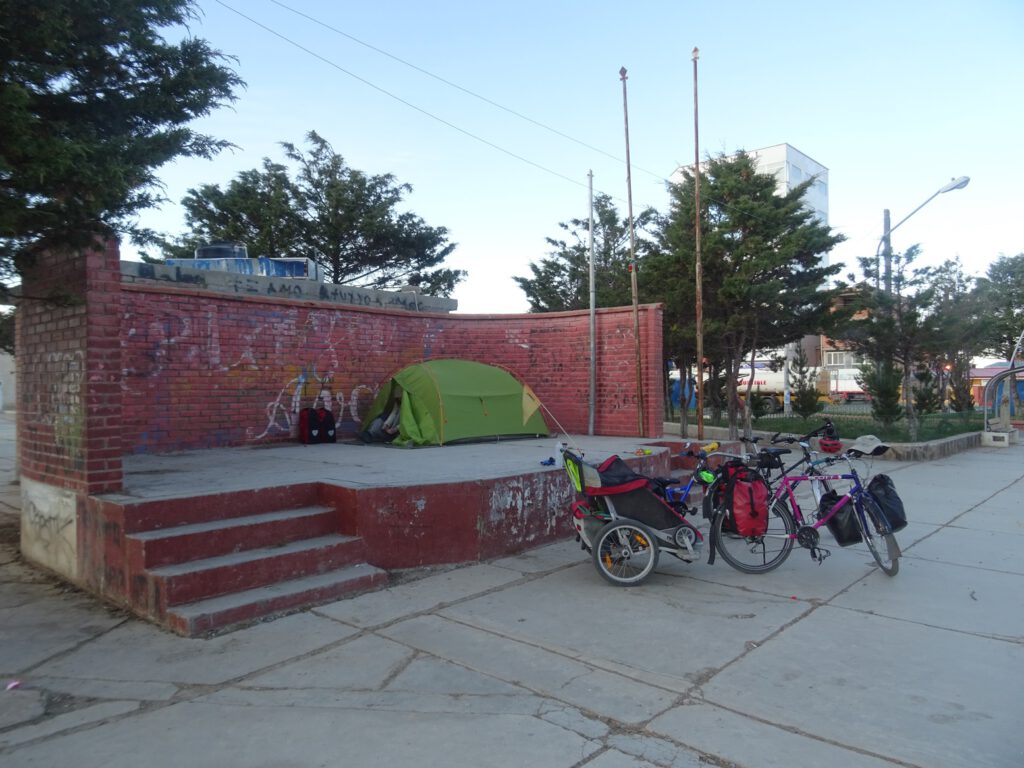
<box><xmin>20</xmin><ymin>477</ymin><xmax>78</xmax><ymax>579</ymax></box>
<box><xmin>125</xmin><ymin>303</ymin><xmax>407</xmax><ymax>442</ymax></box>
<box><xmin>253</xmin><ymin>369</ymin><xmax>381</xmax><ymax>440</ymax></box>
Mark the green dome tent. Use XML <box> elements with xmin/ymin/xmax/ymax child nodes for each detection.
<box><xmin>360</xmin><ymin>359</ymin><xmax>550</xmax><ymax>446</ymax></box>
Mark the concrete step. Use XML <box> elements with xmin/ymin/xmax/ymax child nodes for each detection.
<box><xmin>126</xmin><ymin>506</ymin><xmax>338</xmax><ymax>568</ymax></box>
<box><xmin>118</xmin><ymin>483</ymin><xmax>322</xmax><ymax>533</ymax></box>
<box><xmin>147</xmin><ymin>534</ymin><xmax>368</xmax><ymax>607</ymax></box>
<box><xmin>165</xmin><ymin>564</ymin><xmax>387</xmax><ymax>636</ymax></box>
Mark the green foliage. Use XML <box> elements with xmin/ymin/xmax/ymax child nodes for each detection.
<box><xmin>705</xmin><ymin>410</ymin><xmax>982</xmax><ymax>443</ymax></box>
<box><xmin>514</xmin><ymin>194</ymin><xmax>658</xmax><ymax>312</ymax></box>
<box><xmin>789</xmin><ymin>345</ymin><xmax>824</xmax><ymax>419</ymax></box>
<box><xmin>165</xmin><ymin>132</ymin><xmax>465</xmax><ymax>295</ymax></box>
<box><xmin>977</xmin><ymin>253</ymin><xmax>1024</xmax><ymax>360</ymax></box>
<box><xmin>0</xmin><ymin>1</ymin><xmax>242</xmax><ymax>279</ymax></box>
<box><xmin>912</xmin><ymin>368</ymin><xmax>942</xmax><ymax>415</ymax></box>
<box><xmin>858</xmin><ymin>361</ymin><xmax>904</xmax><ymax>427</ymax></box>
<box><xmin>656</xmin><ymin>151</ymin><xmax>845</xmax><ymax>435</ymax></box>
<box><xmin>947</xmin><ymin>355</ymin><xmax>975</xmax><ymax>412</ymax></box>
<box><xmin>748</xmin><ymin>389</ymin><xmax>773</xmax><ymax>421</ymax></box>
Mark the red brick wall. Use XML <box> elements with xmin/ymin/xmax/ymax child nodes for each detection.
<box><xmin>121</xmin><ymin>285</ymin><xmax>665</xmax><ymax>452</ymax></box>
<box><xmin>17</xmin><ymin>240</ymin><xmax>123</xmax><ymax>493</ymax></box>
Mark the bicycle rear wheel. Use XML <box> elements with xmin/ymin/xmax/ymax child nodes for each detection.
<box><xmin>592</xmin><ymin>520</ymin><xmax>659</xmax><ymax>586</ymax></box>
<box><xmin>713</xmin><ymin>499</ymin><xmax>795</xmax><ymax>574</ymax></box>
<box><xmin>855</xmin><ymin>494</ymin><xmax>900</xmax><ymax>576</ymax></box>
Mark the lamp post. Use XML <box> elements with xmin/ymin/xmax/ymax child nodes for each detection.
<box><xmin>877</xmin><ymin>176</ymin><xmax>970</xmax><ymax>294</ymax></box>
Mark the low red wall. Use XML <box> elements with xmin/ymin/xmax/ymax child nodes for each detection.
<box><xmin>120</xmin><ymin>283</ymin><xmax>665</xmax><ymax>453</ymax></box>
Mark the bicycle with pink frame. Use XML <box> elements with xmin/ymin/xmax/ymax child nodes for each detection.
<box><xmin>705</xmin><ymin>439</ymin><xmax>901</xmax><ymax>576</ymax></box>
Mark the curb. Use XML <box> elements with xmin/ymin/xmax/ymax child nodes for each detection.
<box><xmin>661</xmin><ymin>422</ymin><xmax>982</xmax><ymax>461</ymax></box>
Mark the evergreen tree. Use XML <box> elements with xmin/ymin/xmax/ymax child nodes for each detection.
<box><xmin>858</xmin><ymin>361</ymin><xmax>904</xmax><ymax>427</ymax></box>
<box><xmin>790</xmin><ymin>345</ymin><xmax>823</xmax><ymax>420</ymax></box>
<box><xmin>947</xmin><ymin>354</ymin><xmax>975</xmax><ymax>413</ymax></box>
<box><xmin>0</xmin><ymin>1</ymin><xmax>242</xmax><ymax>281</ymax></box>
<box><xmin>912</xmin><ymin>367</ymin><xmax>942</xmax><ymax>416</ymax></box>
<box><xmin>657</xmin><ymin>152</ymin><xmax>845</xmax><ymax>437</ymax></box>
<box><xmin>166</xmin><ymin>132</ymin><xmax>465</xmax><ymax>296</ymax></box>
<box><xmin>513</xmin><ymin>194</ymin><xmax>658</xmax><ymax>312</ymax></box>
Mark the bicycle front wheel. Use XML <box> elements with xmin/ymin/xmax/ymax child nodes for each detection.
<box><xmin>713</xmin><ymin>499</ymin><xmax>796</xmax><ymax>574</ymax></box>
<box><xmin>855</xmin><ymin>494</ymin><xmax>900</xmax><ymax>576</ymax></box>
<box><xmin>592</xmin><ymin>520</ymin><xmax>659</xmax><ymax>586</ymax></box>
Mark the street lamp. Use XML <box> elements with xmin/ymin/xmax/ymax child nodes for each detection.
<box><xmin>877</xmin><ymin>176</ymin><xmax>970</xmax><ymax>293</ymax></box>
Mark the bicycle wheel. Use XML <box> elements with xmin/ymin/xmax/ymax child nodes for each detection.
<box><xmin>855</xmin><ymin>494</ymin><xmax>900</xmax><ymax>576</ymax></box>
<box><xmin>713</xmin><ymin>499</ymin><xmax>796</xmax><ymax>574</ymax></box>
<box><xmin>592</xmin><ymin>520</ymin><xmax>659</xmax><ymax>586</ymax></box>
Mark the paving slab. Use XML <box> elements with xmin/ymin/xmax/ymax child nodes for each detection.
<box><xmin>952</xmin><ymin>500</ymin><xmax>1024</xmax><ymax>535</ymax></box>
<box><xmin>2</xmin><ymin>700</ymin><xmax>601</xmax><ymax>768</ymax></box>
<box><xmin>0</xmin><ymin>700</ymin><xmax>140</xmax><ymax>750</ymax></box>
<box><xmin>436</xmin><ymin>565</ymin><xmax>811</xmax><ymax>694</ymax></box>
<box><xmin>21</xmin><ymin>676</ymin><xmax>179</xmax><ymax>703</ymax></box>
<box><xmin>488</xmin><ymin>538</ymin><xmax>582</xmax><ymax>573</ymax></box>
<box><xmin>0</xmin><ymin>689</ymin><xmax>45</xmax><ymax>730</ymax></box>
<box><xmin>314</xmin><ymin>563</ymin><xmax>524</xmax><ymax>628</ymax></box>
<box><xmin>699</xmin><ymin>606</ymin><xmax>1024</xmax><ymax>768</ymax></box>
<box><xmin>37</xmin><ymin>612</ymin><xmax>354</xmax><ymax>685</ymax></box>
<box><xmin>242</xmin><ymin>633</ymin><xmax>419</xmax><ymax>691</ymax></box>
<box><xmin>832</xmin><ymin>556</ymin><xmax>1024</xmax><ymax>640</ymax></box>
<box><xmin>649</xmin><ymin>701</ymin><xmax>897</xmax><ymax>767</ymax></box>
<box><xmin>0</xmin><ymin>595</ymin><xmax>126</xmax><ymax>673</ymax></box>
<box><xmin>203</xmin><ymin>685</ymin><xmax>544</xmax><ymax>716</ymax></box>
<box><xmin>605</xmin><ymin>733</ymin><xmax>705</xmax><ymax>767</ymax></box>
<box><xmin>903</xmin><ymin>522</ymin><xmax>1024</xmax><ymax>573</ymax></box>
<box><xmin>380</xmin><ymin>613</ymin><xmax>679</xmax><ymax>724</ymax></box>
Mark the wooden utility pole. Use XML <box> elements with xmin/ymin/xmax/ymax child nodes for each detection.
<box><xmin>692</xmin><ymin>48</ymin><xmax>704</xmax><ymax>440</ymax></box>
<box><xmin>620</xmin><ymin>66</ymin><xmax>645</xmax><ymax>436</ymax></box>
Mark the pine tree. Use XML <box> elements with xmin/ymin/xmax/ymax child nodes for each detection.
<box><xmin>1</xmin><ymin>1</ymin><xmax>242</xmax><ymax>281</ymax></box>
<box><xmin>790</xmin><ymin>346</ymin><xmax>824</xmax><ymax>420</ymax></box>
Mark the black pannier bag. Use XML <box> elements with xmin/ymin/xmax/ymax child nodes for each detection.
<box><xmin>818</xmin><ymin>490</ymin><xmax>862</xmax><ymax>547</ymax></box>
<box><xmin>867</xmin><ymin>474</ymin><xmax>908</xmax><ymax>532</ymax></box>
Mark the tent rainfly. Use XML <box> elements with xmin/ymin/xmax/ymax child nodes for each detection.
<box><xmin>360</xmin><ymin>359</ymin><xmax>550</xmax><ymax>446</ymax></box>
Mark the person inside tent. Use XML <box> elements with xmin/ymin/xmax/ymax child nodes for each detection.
<box><xmin>360</xmin><ymin>391</ymin><xmax>402</xmax><ymax>443</ymax></box>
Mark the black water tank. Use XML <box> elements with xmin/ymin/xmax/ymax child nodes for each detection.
<box><xmin>194</xmin><ymin>241</ymin><xmax>248</xmax><ymax>259</ymax></box>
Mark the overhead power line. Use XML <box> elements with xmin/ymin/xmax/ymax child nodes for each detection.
<box><xmin>268</xmin><ymin>0</ymin><xmax>670</xmax><ymax>183</ymax></box>
<box><xmin>213</xmin><ymin>0</ymin><xmax>622</xmax><ymax>197</ymax></box>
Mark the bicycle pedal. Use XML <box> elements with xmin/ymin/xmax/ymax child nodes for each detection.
<box><xmin>809</xmin><ymin>546</ymin><xmax>831</xmax><ymax>564</ymax></box>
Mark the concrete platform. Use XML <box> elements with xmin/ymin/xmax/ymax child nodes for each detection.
<box><xmin>113</xmin><ymin>432</ymin><xmax>670</xmax><ymax>501</ymax></box>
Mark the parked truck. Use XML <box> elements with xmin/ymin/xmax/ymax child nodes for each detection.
<box><xmin>828</xmin><ymin>367</ymin><xmax>870</xmax><ymax>404</ymax></box>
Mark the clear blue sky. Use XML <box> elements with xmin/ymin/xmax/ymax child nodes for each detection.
<box><xmin>126</xmin><ymin>0</ymin><xmax>1023</xmax><ymax>314</ymax></box>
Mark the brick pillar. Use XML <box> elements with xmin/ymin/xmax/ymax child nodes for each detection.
<box><xmin>17</xmin><ymin>238</ymin><xmax>123</xmax><ymax>494</ymax></box>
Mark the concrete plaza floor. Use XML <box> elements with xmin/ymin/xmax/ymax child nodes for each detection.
<box><xmin>1</xmin><ymin>413</ymin><xmax>1022</xmax><ymax>767</ymax></box>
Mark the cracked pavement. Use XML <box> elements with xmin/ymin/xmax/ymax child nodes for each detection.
<box><xmin>2</xmin><ymin>412</ymin><xmax>1023</xmax><ymax>767</ymax></box>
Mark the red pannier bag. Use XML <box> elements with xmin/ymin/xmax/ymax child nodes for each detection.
<box><xmin>725</xmin><ymin>465</ymin><xmax>770</xmax><ymax>537</ymax></box>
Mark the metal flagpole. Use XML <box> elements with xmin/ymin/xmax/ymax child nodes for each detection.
<box><xmin>620</xmin><ymin>66</ymin><xmax>645</xmax><ymax>436</ymax></box>
<box><xmin>588</xmin><ymin>170</ymin><xmax>596</xmax><ymax>436</ymax></box>
<box><xmin>692</xmin><ymin>48</ymin><xmax>704</xmax><ymax>440</ymax></box>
